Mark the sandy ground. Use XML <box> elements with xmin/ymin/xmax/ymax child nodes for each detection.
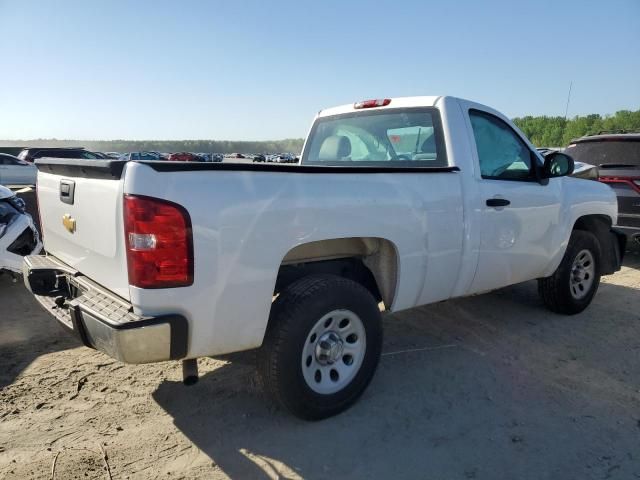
<box><xmin>1</xmin><ymin>253</ymin><xmax>639</xmax><ymax>480</ymax></box>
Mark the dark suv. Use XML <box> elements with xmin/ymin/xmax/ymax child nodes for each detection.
<box><xmin>566</xmin><ymin>132</ymin><xmax>640</xmax><ymax>248</ymax></box>
<box><xmin>17</xmin><ymin>147</ymin><xmax>99</xmax><ymax>163</ymax></box>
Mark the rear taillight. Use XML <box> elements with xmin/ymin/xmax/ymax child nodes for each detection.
<box><xmin>600</xmin><ymin>176</ymin><xmax>640</xmax><ymax>195</ymax></box>
<box><xmin>123</xmin><ymin>194</ymin><xmax>193</xmax><ymax>288</ymax></box>
<box><xmin>354</xmin><ymin>98</ymin><xmax>391</xmax><ymax>109</ymax></box>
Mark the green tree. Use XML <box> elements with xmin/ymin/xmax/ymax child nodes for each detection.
<box><xmin>514</xmin><ymin>108</ymin><xmax>640</xmax><ymax>147</ymax></box>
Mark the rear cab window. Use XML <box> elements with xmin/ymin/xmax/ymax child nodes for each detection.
<box><xmin>303</xmin><ymin>108</ymin><xmax>448</xmax><ymax>167</ymax></box>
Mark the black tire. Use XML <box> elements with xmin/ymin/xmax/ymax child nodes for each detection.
<box><xmin>538</xmin><ymin>230</ymin><xmax>601</xmax><ymax>315</ymax></box>
<box><xmin>257</xmin><ymin>274</ymin><xmax>383</xmax><ymax>420</ymax></box>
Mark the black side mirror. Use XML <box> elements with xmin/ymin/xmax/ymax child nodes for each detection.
<box><xmin>541</xmin><ymin>151</ymin><xmax>574</xmax><ymax>178</ymax></box>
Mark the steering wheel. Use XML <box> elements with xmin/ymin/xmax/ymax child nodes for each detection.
<box><xmin>396</xmin><ymin>154</ymin><xmax>411</xmax><ymax>160</ymax></box>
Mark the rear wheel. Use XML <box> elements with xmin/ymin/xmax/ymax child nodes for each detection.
<box><xmin>538</xmin><ymin>230</ymin><xmax>601</xmax><ymax>314</ymax></box>
<box><xmin>258</xmin><ymin>275</ymin><xmax>382</xmax><ymax>420</ymax></box>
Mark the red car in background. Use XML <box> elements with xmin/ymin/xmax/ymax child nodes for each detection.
<box><xmin>167</xmin><ymin>152</ymin><xmax>199</xmax><ymax>162</ymax></box>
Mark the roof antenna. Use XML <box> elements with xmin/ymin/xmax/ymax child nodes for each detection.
<box><xmin>564</xmin><ymin>81</ymin><xmax>573</xmax><ymax>120</ymax></box>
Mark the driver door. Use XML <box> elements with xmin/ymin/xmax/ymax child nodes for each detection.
<box><xmin>467</xmin><ymin>109</ymin><xmax>563</xmax><ymax>294</ymax></box>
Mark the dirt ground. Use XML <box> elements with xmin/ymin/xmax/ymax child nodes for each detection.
<box><xmin>1</xmin><ymin>253</ymin><xmax>639</xmax><ymax>480</ymax></box>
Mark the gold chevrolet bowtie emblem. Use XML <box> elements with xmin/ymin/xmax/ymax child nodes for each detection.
<box><xmin>62</xmin><ymin>214</ymin><xmax>76</xmax><ymax>233</ymax></box>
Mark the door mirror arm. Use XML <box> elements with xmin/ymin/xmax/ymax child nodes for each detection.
<box><xmin>531</xmin><ymin>151</ymin><xmax>549</xmax><ymax>185</ymax></box>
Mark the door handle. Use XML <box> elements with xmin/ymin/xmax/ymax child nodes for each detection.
<box><xmin>486</xmin><ymin>198</ymin><xmax>510</xmax><ymax>208</ymax></box>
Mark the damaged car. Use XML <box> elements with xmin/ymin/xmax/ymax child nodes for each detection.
<box><xmin>0</xmin><ymin>185</ymin><xmax>42</xmax><ymax>274</ymax></box>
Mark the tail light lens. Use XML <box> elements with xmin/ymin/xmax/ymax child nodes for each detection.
<box><xmin>124</xmin><ymin>195</ymin><xmax>193</xmax><ymax>288</ymax></box>
<box><xmin>600</xmin><ymin>176</ymin><xmax>640</xmax><ymax>195</ymax></box>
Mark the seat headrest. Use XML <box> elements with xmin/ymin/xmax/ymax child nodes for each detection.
<box><xmin>318</xmin><ymin>135</ymin><xmax>352</xmax><ymax>160</ymax></box>
<box><xmin>420</xmin><ymin>135</ymin><xmax>436</xmax><ymax>154</ymax></box>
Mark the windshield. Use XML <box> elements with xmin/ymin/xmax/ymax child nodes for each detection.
<box><xmin>565</xmin><ymin>139</ymin><xmax>640</xmax><ymax>167</ymax></box>
<box><xmin>303</xmin><ymin>108</ymin><xmax>447</xmax><ymax>167</ymax></box>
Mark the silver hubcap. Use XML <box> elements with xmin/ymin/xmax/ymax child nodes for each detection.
<box><xmin>315</xmin><ymin>332</ymin><xmax>344</xmax><ymax>365</ymax></box>
<box><xmin>570</xmin><ymin>249</ymin><xmax>595</xmax><ymax>300</ymax></box>
<box><xmin>301</xmin><ymin>309</ymin><xmax>366</xmax><ymax>394</ymax></box>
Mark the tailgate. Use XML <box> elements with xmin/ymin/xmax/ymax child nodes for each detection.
<box><xmin>36</xmin><ymin>159</ymin><xmax>130</xmax><ymax>299</ymax></box>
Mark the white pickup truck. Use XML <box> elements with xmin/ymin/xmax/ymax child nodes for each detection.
<box><xmin>24</xmin><ymin>96</ymin><xmax>625</xmax><ymax>419</ymax></box>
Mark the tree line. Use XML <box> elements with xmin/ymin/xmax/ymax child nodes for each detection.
<box><xmin>513</xmin><ymin>109</ymin><xmax>640</xmax><ymax>148</ymax></box>
<box><xmin>1</xmin><ymin>109</ymin><xmax>639</xmax><ymax>153</ymax></box>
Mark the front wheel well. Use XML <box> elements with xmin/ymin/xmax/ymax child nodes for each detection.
<box><xmin>572</xmin><ymin>214</ymin><xmax>612</xmax><ymax>233</ymax></box>
<box><xmin>572</xmin><ymin>214</ymin><xmax>620</xmax><ymax>275</ymax></box>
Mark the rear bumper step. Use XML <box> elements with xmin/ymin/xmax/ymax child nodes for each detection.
<box><xmin>22</xmin><ymin>254</ymin><xmax>188</xmax><ymax>363</ymax></box>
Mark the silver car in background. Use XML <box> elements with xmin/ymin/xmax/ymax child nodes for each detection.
<box><xmin>0</xmin><ymin>154</ymin><xmax>37</xmax><ymax>186</ymax></box>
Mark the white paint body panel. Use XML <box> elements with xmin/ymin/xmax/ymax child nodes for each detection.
<box><xmin>36</xmin><ymin>96</ymin><xmax>618</xmax><ymax>358</ymax></box>
<box><xmin>123</xmin><ymin>164</ymin><xmax>464</xmax><ymax>356</ymax></box>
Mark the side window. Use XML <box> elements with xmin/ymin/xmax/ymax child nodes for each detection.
<box><xmin>470</xmin><ymin>110</ymin><xmax>534</xmax><ymax>180</ymax></box>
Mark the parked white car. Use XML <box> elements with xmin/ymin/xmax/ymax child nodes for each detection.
<box><xmin>0</xmin><ymin>185</ymin><xmax>41</xmax><ymax>273</ymax></box>
<box><xmin>0</xmin><ymin>154</ymin><xmax>37</xmax><ymax>186</ymax></box>
<box><xmin>24</xmin><ymin>95</ymin><xmax>624</xmax><ymax>419</ymax></box>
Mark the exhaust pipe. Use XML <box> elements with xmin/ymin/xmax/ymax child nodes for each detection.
<box><xmin>182</xmin><ymin>358</ymin><xmax>199</xmax><ymax>385</ymax></box>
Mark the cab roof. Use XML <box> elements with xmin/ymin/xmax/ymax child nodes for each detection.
<box><xmin>318</xmin><ymin>96</ymin><xmax>444</xmax><ymax>118</ymax></box>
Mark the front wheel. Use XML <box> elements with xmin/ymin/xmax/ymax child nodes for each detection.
<box><xmin>258</xmin><ymin>275</ymin><xmax>383</xmax><ymax>420</ymax></box>
<box><xmin>538</xmin><ymin>230</ymin><xmax>602</xmax><ymax>315</ymax></box>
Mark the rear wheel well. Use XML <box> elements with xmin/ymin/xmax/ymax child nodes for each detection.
<box><xmin>274</xmin><ymin>237</ymin><xmax>398</xmax><ymax>309</ymax></box>
<box><xmin>276</xmin><ymin>257</ymin><xmax>383</xmax><ymax>304</ymax></box>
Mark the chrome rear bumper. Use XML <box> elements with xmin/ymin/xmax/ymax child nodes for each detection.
<box><xmin>22</xmin><ymin>254</ymin><xmax>188</xmax><ymax>364</ymax></box>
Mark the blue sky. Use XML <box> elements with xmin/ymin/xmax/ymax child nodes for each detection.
<box><xmin>1</xmin><ymin>0</ymin><xmax>638</xmax><ymax>140</ymax></box>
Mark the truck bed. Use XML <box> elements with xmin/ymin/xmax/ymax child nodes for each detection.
<box><xmin>35</xmin><ymin>157</ymin><xmax>464</xmax><ymax>357</ymax></box>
